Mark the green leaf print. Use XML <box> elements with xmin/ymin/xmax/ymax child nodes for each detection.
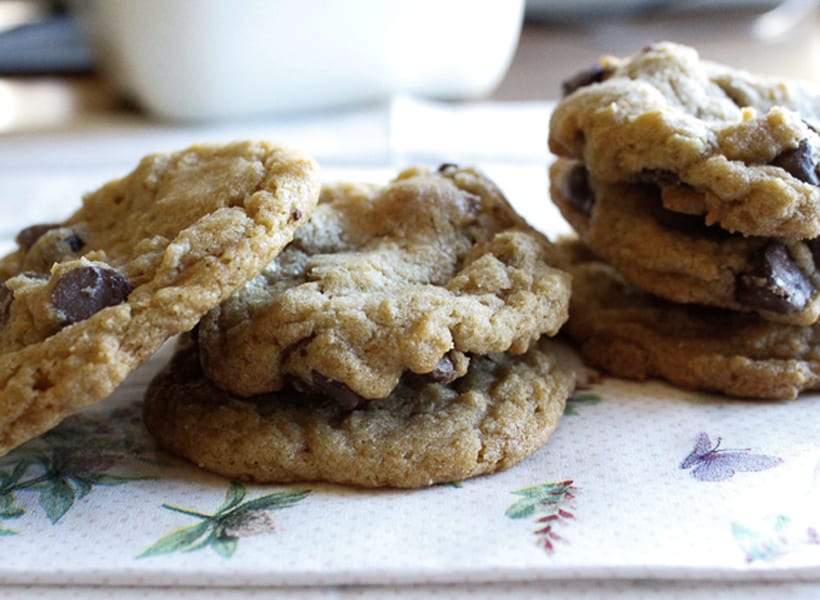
<box><xmin>36</xmin><ymin>478</ymin><xmax>76</xmax><ymax>524</ymax></box>
<box><xmin>234</xmin><ymin>490</ymin><xmax>313</xmax><ymax>513</ymax></box>
<box><xmin>210</xmin><ymin>535</ymin><xmax>238</xmax><ymax>559</ymax></box>
<box><xmin>216</xmin><ymin>482</ymin><xmax>247</xmax><ymax>513</ymax></box>
<box><xmin>138</xmin><ymin>521</ymin><xmax>212</xmax><ymax>558</ymax></box>
<box><xmin>0</xmin><ymin>492</ymin><xmax>24</xmax><ymax>520</ymax></box>
<box><xmin>506</xmin><ymin>480</ymin><xmax>577</xmax><ymax>553</ymax></box>
<box><xmin>732</xmin><ymin>514</ymin><xmax>820</xmax><ymax>562</ymax></box>
<box><xmin>0</xmin><ymin>401</ymin><xmax>157</xmax><ymax>534</ymax></box>
<box><xmin>563</xmin><ymin>391</ymin><xmax>601</xmax><ymax>416</ymax></box>
<box><xmin>139</xmin><ymin>483</ymin><xmax>310</xmax><ymax>559</ymax></box>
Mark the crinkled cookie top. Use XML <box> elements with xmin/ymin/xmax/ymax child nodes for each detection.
<box><xmin>550</xmin><ymin>42</ymin><xmax>820</xmax><ymax>238</ymax></box>
<box><xmin>199</xmin><ymin>164</ymin><xmax>571</xmax><ymax>405</ymax></box>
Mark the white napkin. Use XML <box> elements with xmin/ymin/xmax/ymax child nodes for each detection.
<box><xmin>0</xmin><ymin>97</ymin><xmax>817</xmax><ymax>596</ymax></box>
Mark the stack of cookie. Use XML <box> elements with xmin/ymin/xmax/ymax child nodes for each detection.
<box><xmin>547</xmin><ymin>42</ymin><xmax>820</xmax><ymax>400</ymax></box>
<box><xmin>0</xmin><ymin>148</ymin><xmax>576</xmax><ymax>488</ymax></box>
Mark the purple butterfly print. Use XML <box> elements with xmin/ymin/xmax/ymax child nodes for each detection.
<box><xmin>680</xmin><ymin>432</ymin><xmax>783</xmax><ymax>482</ymax></box>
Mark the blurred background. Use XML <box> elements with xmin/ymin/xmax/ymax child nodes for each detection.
<box><xmin>0</xmin><ymin>0</ymin><xmax>816</xmax><ymax>130</ymax></box>
<box><xmin>507</xmin><ymin>0</ymin><xmax>819</xmax><ymax>99</ymax></box>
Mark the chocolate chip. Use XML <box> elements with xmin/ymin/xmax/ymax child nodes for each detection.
<box><xmin>404</xmin><ymin>354</ymin><xmax>458</xmax><ymax>387</ymax></box>
<box><xmin>437</xmin><ymin>163</ymin><xmax>459</xmax><ymax>174</ymax></box>
<box><xmin>425</xmin><ymin>354</ymin><xmax>458</xmax><ymax>384</ymax></box>
<box><xmin>308</xmin><ymin>372</ymin><xmax>363</xmax><ymax>410</ymax></box>
<box><xmin>651</xmin><ymin>205</ymin><xmax>714</xmax><ymax>237</ymax></box>
<box><xmin>771</xmin><ymin>139</ymin><xmax>819</xmax><ymax>186</ymax></box>
<box><xmin>736</xmin><ymin>243</ymin><xmax>814</xmax><ymax>314</ymax></box>
<box><xmin>50</xmin><ymin>266</ymin><xmax>132</xmax><ymax>325</ymax></box>
<box><xmin>560</xmin><ymin>163</ymin><xmax>595</xmax><ymax>216</ymax></box>
<box><xmin>65</xmin><ymin>234</ymin><xmax>84</xmax><ymax>252</ymax></box>
<box><xmin>648</xmin><ymin>188</ymin><xmax>728</xmax><ymax>239</ymax></box>
<box><xmin>16</xmin><ymin>223</ymin><xmax>60</xmax><ymax>250</ymax></box>
<box><xmin>561</xmin><ymin>64</ymin><xmax>613</xmax><ymax>97</ymax></box>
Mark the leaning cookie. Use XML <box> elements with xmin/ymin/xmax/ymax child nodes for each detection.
<box><xmin>198</xmin><ymin>164</ymin><xmax>572</xmax><ymax>405</ymax></box>
<box><xmin>550</xmin><ymin>158</ymin><xmax>820</xmax><ymax>325</ymax></box>
<box><xmin>549</xmin><ymin>42</ymin><xmax>820</xmax><ymax>238</ymax></box>
<box><xmin>561</xmin><ymin>241</ymin><xmax>820</xmax><ymax>400</ymax></box>
<box><xmin>0</xmin><ymin>141</ymin><xmax>320</xmax><ymax>456</ymax></box>
<box><xmin>143</xmin><ymin>335</ymin><xmax>574</xmax><ymax>487</ymax></box>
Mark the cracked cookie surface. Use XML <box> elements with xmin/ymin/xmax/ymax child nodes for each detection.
<box><xmin>198</xmin><ymin>165</ymin><xmax>572</xmax><ymax>405</ymax></box>
<box><xmin>550</xmin><ymin>158</ymin><xmax>820</xmax><ymax>325</ymax></box>
<box><xmin>143</xmin><ymin>335</ymin><xmax>575</xmax><ymax>488</ymax></box>
<box><xmin>560</xmin><ymin>241</ymin><xmax>820</xmax><ymax>400</ymax></box>
<box><xmin>0</xmin><ymin>141</ymin><xmax>320</xmax><ymax>456</ymax></box>
<box><xmin>549</xmin><ymin>42</ymin><xmax>820</xmax><ymax>238</ymax></box>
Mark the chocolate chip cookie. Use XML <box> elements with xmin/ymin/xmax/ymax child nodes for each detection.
<box><xmin>560</xmin><ymin>240</ymin><xmax>820</xmax><ymax>400</ymax></box>
<box><xmin>143</xmin><ymin>334</ymin><xmax>575</xmax><ymax>487</ymax></box>
<box><xmin>198</xmin><ymin>164</ymin><xmax>572</xmax><ymax>405</ymax></box>
<box><xmin>550</xmin><ymin>158</ymin><xmax>820</xmax><ymax>325</ymax></box>
<box><xmin>550</xmin><ymin>42</ymin><xmax>820</xmax><ymax>238</ymax></box>
<box><xmin>0</xmin><ymin>141</ymin><xmax>320</xmax><ymax>456</ymax></box>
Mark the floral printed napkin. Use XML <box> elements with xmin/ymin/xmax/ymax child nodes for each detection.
<box><xmin>1</xmin><ymin>342</ymin><xmax>817</xmax><ymax>587</ymax></box>
<box><xmin>0</xmin><ymin>99</ymin><xmax>818</xmax><ymax>596</ymax></box>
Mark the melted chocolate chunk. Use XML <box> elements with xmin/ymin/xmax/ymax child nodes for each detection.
<box><xmin>308</xmin><ymin>372</ymin><xmax>363</xmax><ymax>410</ymax></box>
<box><xmin>404</xmin><ymin>354</ymin><xmax>458</xmax><ymax>387</ymax></box>
<box><xmin>423</xmin><ymin>354</ymin><xmax>457</xmax><ymax>384</ymax></box>
<box><xmin>771</xmin><ymin>139</ymin><xmax>820</xmax><ymax>186</ymax></box>
<box><xmin>561</xmin><ymin>64</ymin><xmax>614</xmax><ymax>97</ymax></box>
<box><xmin>651</xmin><ymin>205</ymin><xmax>713</xmax><ymax>237</ymax></box>
<box><xmin>65</xmin><ymin>234</ymin><xmax>84</xmax><ymax>252</ymax></box>
<box><xmin>50</xmin><ymin>266</ymin><xmax>132</xmax><ymax>325</ymax></box>
<box><xmin>736</xmin><ymin>244</ymin><xmax>814</xmax><ymax>314</ymax></box>
<box><xmin>561</xmin><ymin>163</ymin><xmax>595</xmax><ymax>216</ymax></box>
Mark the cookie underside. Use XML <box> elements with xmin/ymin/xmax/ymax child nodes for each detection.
<box><xmin>143</xmin><ymin>337</ymin><xmax>574</xmax><ymax>488</ymax></box>
<box><xmin>0</xmin><ymin>141</ymin><xmax>320</xmax><ymax>456</ymax></box>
